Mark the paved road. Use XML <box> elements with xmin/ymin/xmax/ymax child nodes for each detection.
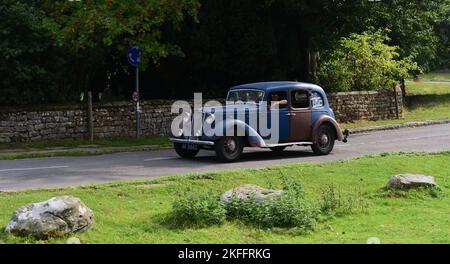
<box><xmin>1</xmin><ymin>123</ymin><xmax>450</xmax><ymax>191</ymax></box>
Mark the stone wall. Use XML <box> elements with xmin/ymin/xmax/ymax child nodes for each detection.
<box><xmin>328</xmin><ymin>90</ymin><xmax>402</xmax><ymax>123</ymax></box>
<box><xmin>0</xmin><ymin>90</ymin><xmax>402</xmax><ymax>143</ymax></box>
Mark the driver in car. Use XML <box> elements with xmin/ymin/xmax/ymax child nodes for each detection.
<box><xmin>270</xmin><ymin>93</ymin><xmax>288</xmax><ymax>109</ymax></box>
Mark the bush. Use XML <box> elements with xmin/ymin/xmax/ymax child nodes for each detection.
<box><xmin>319</xmin><ymin>184</ymin><xmax>368</xmax><ymax>215</ymax></box>
<box><xmin>172</xmin><ymin>188</ymin><xmax>226</xmax><ymax>227</ymax></box>
<box><xmin>317</xmin><ymin>30</ymin><xmax>418</xmax><ymax>92</ymax></box>
<box><xmin>226</xmin><ymin>181</ymin><xmax>318</xmax><ymax>229</ymax></box>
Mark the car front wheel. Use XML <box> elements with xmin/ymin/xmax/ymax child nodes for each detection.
<box><xmin>174</xmin><ymin>143</ymin><xmax>200</xmax><ymax>159</ymax></box>
<box><xmin>215</xmin><ymin>136</ymin><xmax>244</xmax><ymax>162</ymax></box>
<box><xmin>311</xmin><ymin>125</ymin><xmax>335</xmax><ymax>155</ymax></box>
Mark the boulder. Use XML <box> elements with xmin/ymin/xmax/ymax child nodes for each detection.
<box><xmin>5</xmin><ymin>196</ymin><xmax>94</xmax><ymax>239</ymax></box>
<box><xmin>387</xmin><ymin>174</ymin><xmax>438</xmax><ymax>189</ymax></box>
<box><xmin>221</xmin><ymin>184</ymin><xmax>283</xmax><ymax>204</ymax></box>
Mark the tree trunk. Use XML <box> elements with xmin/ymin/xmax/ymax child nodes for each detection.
<box><xmin>307</xmin><ymin>37</ymin><xmax>319</xmax><ymax>82</ymax></box>
<box><xmin>400</xmin><ymin>77</ymin><xmax>406</xmax><ymax>98</ymax></box>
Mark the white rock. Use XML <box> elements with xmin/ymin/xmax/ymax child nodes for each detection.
<box><xmin>5</xmin><ymin>196</ymin><xmax>94</xmax><ymax>239</ymax></box>
<box><xmin>221</xmin><ymin>184</ymin><xmax>283</xmax><ymax>204</ymax></box>
<box><xmin>388</xmin><ymin>174</ymin><xmax>438</xmax><ymax>189</ymax></box>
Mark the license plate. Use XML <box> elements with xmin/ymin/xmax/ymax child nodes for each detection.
<box><xmin>182</xmin><ymin>143</ymin><xmax>198</xmax><ymax>151</ymax></box>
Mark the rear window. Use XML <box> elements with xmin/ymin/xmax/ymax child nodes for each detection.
<box><xmin>291</xmin><ymin>90</ymin><xmax>309</xmax><ymax>108</ymax></box>
<box><xmin>311</xmin><ymin>92</ymin><xmax>324</xmax><ymax>109</ymax></box>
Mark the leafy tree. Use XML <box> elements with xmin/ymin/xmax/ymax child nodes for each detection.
<box><xmin>41</xmin><ymin>0</ymin><xmax>200</xmax><ymax>98</ymax></box>
<box><xmin>0</xmin><ymin>0</ymin><xmax>66</xmax><ymax>106</ymax></box>
<box><xmin>367</xmin><ymin>0</ymin><xmax>448</xmax><ymax>71</ymax></box>
<box><xmin>265</xmin><ymin>0</ymin><xmax>447</xmax><ymax>75</ymax></box>
<box><xmin>317</xmin><ymin>31</ymin><xmax>417</xmax><ymax>92</ymax></box>
<box><xmin>435</xmin><ymin>2</ymin><xmax>450</xmax><ymax>68</ymax></box>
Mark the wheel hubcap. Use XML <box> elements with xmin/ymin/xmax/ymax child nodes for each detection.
<box><xmin>225</xmin><ymin>138</ymin><xmax>237</xmax><ymax>153</ymax></box>
<box><xmin>320</xmin><ymin>133</ymin><xmax>329</xmax><ymax>146</ymax></box>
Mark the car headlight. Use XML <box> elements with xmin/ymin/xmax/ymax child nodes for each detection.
<box><xmin>182</xmin><ymin>112</ymin><xmax>191</xmax><ymax>123</ymax></box>
<box><xmin>205</xmin><ymin>114</ymin><xmax>215</xmax><ymax>125</ymax></box>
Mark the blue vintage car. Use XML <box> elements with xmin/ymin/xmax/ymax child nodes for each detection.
<box><xmin>170</xmin><ymin>81</ymin><xmax>348</xmax><ymax>162</ymax></box>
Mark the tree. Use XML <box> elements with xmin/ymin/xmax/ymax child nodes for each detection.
<box><xmin>435</xmin><ymin>2</ymin><xmax>450</xmax><ymax>68</ymax></box>
<box><xmin>0</xmin><ymin>0</ymin><xmax>66</xmax><ymax>106</ymax></box>
<box><xmin>367</xmin><ymin>0</ymin><xmax>448</xmax><ymax>71</ymax></box>
<box><xmin>317</xmin><ymin>31</ymin><xmax>417</xmax><ymax>92</ymax></box>
<box><xmin>41</xmin><ymin>0</ymin><xmax>200</xmax><ymax>98</ymax></box>
<box><xmin>265</xmin><ymin>0</ymin><xmax>447</xmax><ymax>76</ymax></box>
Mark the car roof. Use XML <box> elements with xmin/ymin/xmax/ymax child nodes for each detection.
<box><xmin>229</xmin><ymin>81</ymin><xmax>324</xmax><ymax>93</ymax></box>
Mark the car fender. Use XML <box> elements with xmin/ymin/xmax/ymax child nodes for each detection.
<box><xmin>312</xmin><ymin>115</ymin><xmax>344</xmax><ymax>142</ymax></box>
<box><xmin>215</xmin><ymin>119</ymin><xmax>266</xmax><ymax>147</ymax></box>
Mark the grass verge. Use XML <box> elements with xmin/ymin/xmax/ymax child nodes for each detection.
<box><xmin>414</xmin><ymin>72</ymin><xmax>450</xmax><ymax>82</ymax></box>
<box><xmin>0</xmin><ymin>151</ymin><xmax>449</xmax><ymax>244</ymax></box>
<box><xmin>0</xmin><ymin>136</ymin><xmax>170</xmax><ymax>150</ymax></box>
<box><xmin>406</xmin><ymin>82</ymin><xmax>450</xmax><ymax>95</ymax></box>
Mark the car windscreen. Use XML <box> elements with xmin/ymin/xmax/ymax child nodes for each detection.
<box><xmin>226</xmin><ymin>89</ymin><xmax>265</xmax><ymax>103</ymax></box>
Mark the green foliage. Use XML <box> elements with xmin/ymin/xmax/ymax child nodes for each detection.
<box><xmin>319</xmin><ymin>184</ymin><xmax>368</xmax><ymax>216</ymax></box>
<box><xmin>226</xmin><ymin>181</ymin><xmax>318</xmax><ymax>229</ymax></box>
<box><xmin>435</xmin><ymin>4</ymin><xmax>450</xmax><ymax>68</ymax></box>
<box><xmin>41</xmin><ymin>0</ymin><xmax>200</xmax><ymax>69</ymax></box>
<box><xmin>317</xmin><ymin>31</ymin><xmax>418</xmax><ymax>92</ymax></box>
<box><xmin>0</xmin><ymin>0</ymin><xmax>66</xmax><ymax>105</ymax></box>
<box><xmin>172</xmin><ymin>187</ymin><xmax>226</xmax><ymax>227</ymax></box>
<box><xmin>1</xmin><ymin>0</ymin><xmax>448</xmax><ymax>105</ymax></box>
<box><xmin>367</xmin><ymin>0</ymin><xmax>448</xmax><ymax>71</ymax></box>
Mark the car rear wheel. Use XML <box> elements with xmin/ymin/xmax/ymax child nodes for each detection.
<box><xmin>269</xmin><ymin>146</ymin><xmax>286</xmax><ymax>153</ymax></box>
<box><xmin>215</xmin><ymin>136</ymin><xmax>244</xmax><ymax>162</ymax></box>
<box><xmin>174</xmin><ymin>143</ymin><xmax>200</xmax><ymax>159</ymax></box>
<box><xmin>311</xmin><ymin>125</ymin><xmax>335</xmax><ymax>155</ymax></box>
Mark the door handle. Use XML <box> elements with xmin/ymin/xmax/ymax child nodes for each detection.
<box><xmin>285</xmin><ymin>113</ymin><xmax>296</xmax><ymax>116</ymax></box>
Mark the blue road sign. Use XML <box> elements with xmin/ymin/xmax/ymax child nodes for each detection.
<box><xmin>127</xmin><ymin>46</ymin><xmax>141</xmax><ymax>66</ymax></box>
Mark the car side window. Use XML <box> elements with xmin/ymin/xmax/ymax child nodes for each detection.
<box><xmin>291</xmin><ymin>90</ymin><xmax>309</xmax><ymax>109</ymax></box>
<box><xmin>311</xmin><ymin>92</ymin><xmax>324</xmax><ymax>109</ymax></box>
<box><xmin>268</xmin><ymin>91</ymin><xmax>288</xmax><ymax>109</ymax></box>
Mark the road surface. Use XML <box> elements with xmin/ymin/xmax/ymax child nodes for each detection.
<box><xmin>1</xmin><ymin>123</ymin><xmax>450</xmax><ymax>191</ymax></box>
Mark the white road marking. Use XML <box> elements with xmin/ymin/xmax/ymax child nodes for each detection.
<box><xmin>0</xmin><ymin>166</ymin><xmax>69</xmax><ymax>172</ymax></box>
<box><xmin>144</xmin><ymin>157</ymin><xmax>175</xmax><ymax>162</ymax></box>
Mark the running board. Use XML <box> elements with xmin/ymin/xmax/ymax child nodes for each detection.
<box><xmin>263</xmin><ymin>141</ymin><xmax>313</xmax><ymax>148</ymax></box>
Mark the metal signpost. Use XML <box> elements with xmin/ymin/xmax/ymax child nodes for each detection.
<box><xmin>128</xmin><ymin>46</ymin><xmax>142</xmax><ymax>138</ymax></box>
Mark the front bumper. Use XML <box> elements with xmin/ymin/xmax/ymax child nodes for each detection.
<box><xmin>170</xmin><ymin>138</ymin><xmax>215</xmax><ymax>146</ymax></box>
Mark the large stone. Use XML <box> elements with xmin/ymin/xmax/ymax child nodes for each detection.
<box><xmin>5</xmin><ymin>196</ymin><xmax>94</xmax><ymax>239</ymax></box>
<box><xmin>221</xmin><ymin>184</ymin><xmax>283</xmax><ymax>204</ymax></box>
<box><xmin>387</xmin><ymin>174</ymin><xmax>438</xmax><ymax>189</ymax></box>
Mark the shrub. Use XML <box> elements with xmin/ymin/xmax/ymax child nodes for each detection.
<box><xmin>226</xmin><ymin>181</ymin><xmax>318</xmax><ymax>229</ymax></box>
<box><xmin>317</xmin><ymin>30</ymin><xmax>418</xmax><ymax>92</ymax></box>
<box><xmin>172</xmin><ymin>188</ymin><xmax>226</xmax><ymax>227</ymax></box>
<box><xmin>319</xmin><ymin>184</ymin><xmax>368</xmax><ymax>215</ymax></box>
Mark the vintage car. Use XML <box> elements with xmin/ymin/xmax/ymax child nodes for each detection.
<box><xmin>170</xmin><ymin>81</ymin><xmax>348</xmax><ymax>162</ymax></box>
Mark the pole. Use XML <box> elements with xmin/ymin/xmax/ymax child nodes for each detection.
<box><xmin>135</xmin><ymin>66</ymin><xmax>140</xmax><ymax>138</ymax></box>
<box><xmin>87</xmin><ymin>91</ymin><xmax>94</xmax><ymax>142</ymax></box>
<box><xmin>393</xmin><ymin>85</ymin><xmax>400</xmax><ymax>119</ymax></box>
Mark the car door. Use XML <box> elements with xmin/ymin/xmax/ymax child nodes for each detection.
<box><xmin>265</xmin><ymin>91</ymin><xmax>290</xmax><ymax>143</ymax></box>
<box><xmin>289</xmin><ymin>89</ymin><xmax>312</xmax><ymax>142</ymax></box>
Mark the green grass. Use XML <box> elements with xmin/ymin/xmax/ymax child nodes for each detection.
<box><xmin>416</xmin><ymin>72</ymin><xmax>450</xmax><ymax>82</ymax></box>
<box><xmin>1</xmin><ymin>151</ymin><xmax>449</xmax><ymax>244</ymax></box>
<box><xmin>406</xmin><ymin>82</ymin><xmax>450</xmax><ymax>95</ymax></box>
<box><xmin>0</xmin><ymin>136</ymin><xmax>171</xmax><ymax>151</ymax></box>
